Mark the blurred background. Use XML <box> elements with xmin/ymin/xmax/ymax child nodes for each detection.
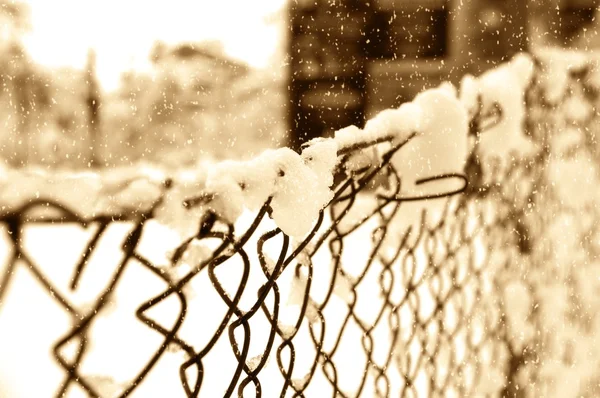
<box><xmin>0</xmin><ymin>0</ymin><xmax>598</xmax><ymax>169</ymax></box>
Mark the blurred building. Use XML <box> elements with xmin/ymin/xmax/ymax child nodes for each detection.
<box><xmin>150</xmin><ymin>42</ymin><xmax>286</xmax><ymax>162</ymax></box>
<box><xmin>552</xmin><ymin>0</ymin><xmax>599</xmax><ymax>48</ymax></box>
<box><xmin>99</xmin><ymin>41</ymin><xmax>287</xmax><ymax>168</ymax></box>
<box><xmin>151</xmin><ymin>41</ymin><xmax>250</xmax><ymax>102</ymax></box>
<box><xmin>288</xmin><ymin>0</ymin><xmax>530</xmax><ymax>148</ymax></box>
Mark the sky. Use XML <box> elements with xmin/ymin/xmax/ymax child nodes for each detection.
<box><xmin>20</xmin><ymin>0</ymin><xmax>287</xmax><ymax>91</ymax></box>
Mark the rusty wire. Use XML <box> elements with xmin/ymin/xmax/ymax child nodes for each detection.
<box><xmin>0</xmin><ymin>57</ymin><xmax>563</xmax><ymax>398</ymax></box>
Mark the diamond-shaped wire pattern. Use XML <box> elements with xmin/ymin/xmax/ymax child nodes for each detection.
<box><xmin>0</xmin><ymin>53</ymin><xmax>596</xmax><ymax>397</ymax></box>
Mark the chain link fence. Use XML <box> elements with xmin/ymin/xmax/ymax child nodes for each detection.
<box><xmin>1</xmin><ymin>50</ymin><xmax>599</xmax><ymax>397</ymax></box>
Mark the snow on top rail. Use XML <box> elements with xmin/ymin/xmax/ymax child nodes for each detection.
<box><xmin>1</xmin><ymin>50</ymin><xmax>588</xmax><ymax>239</ymax></box>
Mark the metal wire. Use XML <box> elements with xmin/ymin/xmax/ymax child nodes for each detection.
<box><xmin>0</xmin><ymin>56</ymin><xmax>577</xmax><ymax>397</ymax></box>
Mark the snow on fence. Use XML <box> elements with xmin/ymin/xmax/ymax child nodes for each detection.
<box><xmin>1</xmin><ymin>48</ymin><xmax>600</xmax><ymax>397</ymax></box>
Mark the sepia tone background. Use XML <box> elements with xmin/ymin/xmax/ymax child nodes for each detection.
<box><xmin>1</xmin><ymin>1</ymin><xmax>600</xmax><ymax>397</ymax></box>
<box><xmin>0</xmin><ymin>0</ymin><xmax>597</xmax><ymax>167</ymax></box>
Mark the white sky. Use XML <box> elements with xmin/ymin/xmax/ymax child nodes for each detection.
<box><xmin>20</xmin><ymin>0</ymin><xmax>287</xmax><ymax>91</ymax></box>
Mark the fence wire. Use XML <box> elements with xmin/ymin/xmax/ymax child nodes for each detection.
<box><xmin>0</xmin><ymin>53</ymin><xmax>595</xmax><ymax>397</ymax></box>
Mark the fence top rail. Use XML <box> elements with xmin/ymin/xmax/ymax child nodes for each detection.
<box><xmin>0</xmin><ymin>131</ymin><xmax>422</xmax><ymax>225</ymax></box>
<box><xmin>1</xmin><ymin>48</ymin><xmax>599</xmax><ymax>230</ymax></box>
<box><xmin>0</xmin><ymin>84</ymin><xmax>456</xmax><ymax>232</ymax></box>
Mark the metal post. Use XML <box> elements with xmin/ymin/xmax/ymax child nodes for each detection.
<box><xmin>86</xmin><ymin>48</ymin><xmax>100</xmax><ymax>168</ymax></box>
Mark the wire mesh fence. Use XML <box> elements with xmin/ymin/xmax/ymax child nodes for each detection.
<box><xmin>1</xmin><ymin>50</ymin><xmax>599</xmax><ymax>397</ymax></box>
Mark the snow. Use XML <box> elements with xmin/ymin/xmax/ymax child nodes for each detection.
<box><xmin>234</xmin><ymin>155</ymin><xmax>279</xmax><ymax>211</ymax></box>
<box><xmin>154</xmin><ymin>202</ymin><xmax>197</xmax><ymax>243</ymax></box>
<box><xmin>563</xmin><ymin>94</ymin><xmax>594</xmax><ymax>123</ymax></box>
<box><xmin>535</xmin><ymin>47</ymin><xmax>589</xmax><ymax>104</ymax></box>
<box><xmin>158</xmin><ymin>144</ymin><xmax>338</xmax><ymax>238</ymax></box>
<box><xmin>391</xmin><ymin>86</ymin><xmax>468</xmax><ymax>197</ymax></box>
<box><xmin>254</xmin><ymin>148</ymin><xmax>330</xmax><ymax>239</ymax></box>
<box><xmin>175</xmin><ymin>240</ymin><xmax>212</xmax><ymax>270</ymax></box>
<box><xmin>86</xmin><ymin>375</ymin><xmax>125</xmax><ymax>397</ymax></box>
<box><xmin>343</xmin><ymin>150</ymin><xmax>376</xmax><ymax>174</ymax></box>
<box><xmin>2</xmin><ymin>75</ymin><xmax>465</xmax><ymax>241</ymax></box>
<box><xmin>547</xmin><ymin>152</ymin><xmax>599</xmax><ymax>209</ymax></box>
<box><xmin>204</xmin><ymin>168</ymin><xmax>245</xmax><ymax>223</ymax></box>
<box><xmin>45</xmin><ymin>173</ymin><xmax>104</xmax><ymax>216</ymax></box>
<box><xmin>511</xmin><ymin>52</ymin><xmax>536</xmax><ymax>88</ymax></box>
<box><xmin>285</xmin><ymin>265</ymin><xmax>309</xmax><ymax>308</ymax></box>
<box><xmin>458</xmin><ymin>74</ymin><xmax>480</xmax><ymax>118</ymax></box>
<box><xmin>96</xmin><ymin>178</ymin><xmax>164</xmax><ymax>215</ymax></box>
<box><xmin>438</xmin><ymin>80</ymin><xmax>458</xmax><ymax>96</ymax></box>
<box><xmin>0</xmin><ymin>165</ymin><xmax>168</xmax><ymax>219</ymax></box>
<box><xmin>301</xmin><ymin>138</ymin><xmax>339</xmax><ymax>188</ymax></box>
<box><xmin>362</xmin><ymin>101</ymin><xmax>424</xmax><ymax>145</ymax></box>
<box><xmin>334</xmin><ymin>125</ymin><xmax>364</xmax><ymax>149</ymax></box>
<box><xmin>470</xmin><ymin>53</ymin><xmax>537</xmax><ymax>167</ymax></box>
<box><xmin>585</xmin><ymin>55</ymin><xmax>600</xmax><ymax>90</ymax></box>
